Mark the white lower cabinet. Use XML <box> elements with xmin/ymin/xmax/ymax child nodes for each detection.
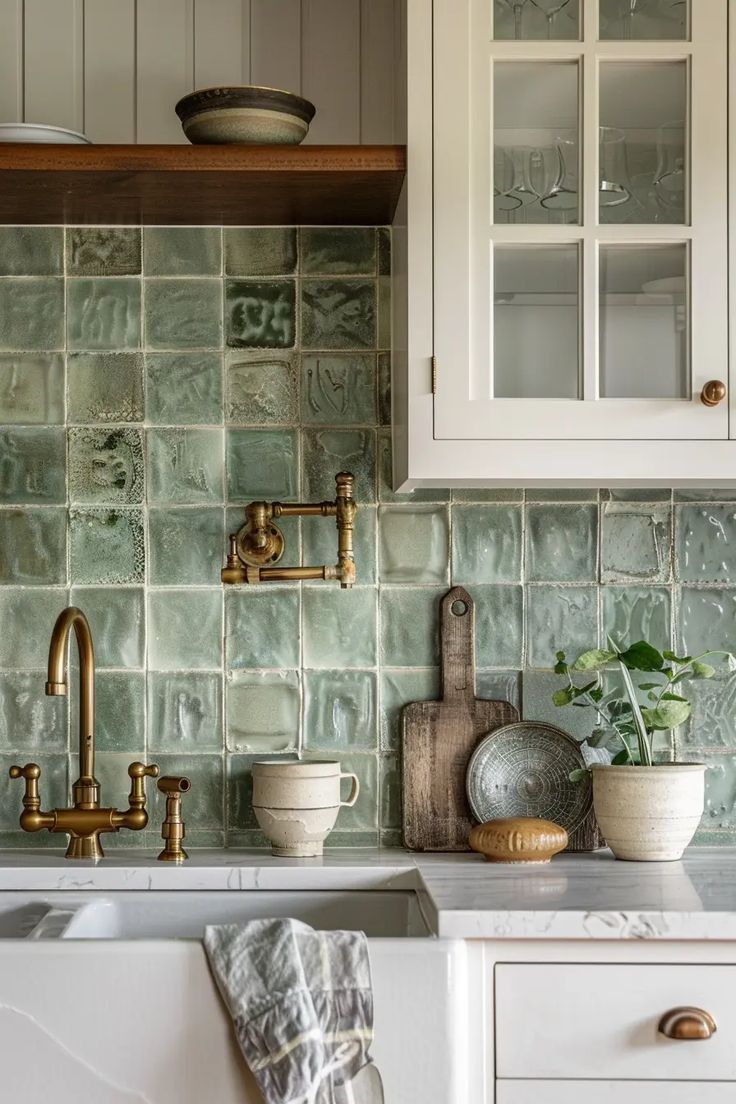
<box><xmin>497</xmin><ymin>1083</ymin><xmax>734</xmax><ymax>1104</ymax></box>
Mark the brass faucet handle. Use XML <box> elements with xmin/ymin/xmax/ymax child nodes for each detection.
<box><xmin>9</xmin><ymin>763</ymin><xmax>41</xmax><ymax>782</ymax></box>
<box><xmin>9</xmin><ymin>762</ymin><xmax>42</xmax><ymax>809</ymax></box>
<box><xmin>126</xmin><ymin>761</ymin><xmax>159</xmax><ymax>811</ymax></box>
<box><xmin>128</xmin><ymin>761</ymin><xmax>159</xmax><ymax>780</ymax></box>
<box><xmin>157</xmin><ymin>776</ymin><xmax>191</xmax><ymax>863</ymax></box>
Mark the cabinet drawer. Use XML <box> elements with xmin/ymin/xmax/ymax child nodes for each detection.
<box><xmin>496</xmin><ymin>964</ymin><xmax>736</xmax><ymax>1081</ymax></box>
<box><xmin>497</xmin><ymin>1083</ymin><xmax>734</xmax><ymax>1104</ymax></box>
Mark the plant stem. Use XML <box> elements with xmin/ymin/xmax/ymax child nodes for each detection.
<box><xmin>618</xmin><ymin>659</ymin><xmax>653</xmax><ymax>765</ymax></box>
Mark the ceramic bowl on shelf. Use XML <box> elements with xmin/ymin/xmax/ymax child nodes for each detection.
<box><xmin>175</xmin><ymin>85</ymin><xmax>316</xmax><ymax>145</ymax></box>
<box><xmin>0</xmin><ymin>123</ymin><xmax>91</xmax><ymax>143</ymax></box>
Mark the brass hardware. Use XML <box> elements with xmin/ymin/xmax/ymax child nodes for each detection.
<box><xmin>658</xmin><ymin>1007</ymin><xmax>717</xmax><ymax>1040</ymax></box>
<box><xmin>222</xmin><ymin>471</ymin><xmax>357</xmax><ymax>589</ymax></box>
<box><xmin>9</xmin><ymin>607</ymin><xmax>159</xmax><ymax>860</ymax></box>
<box><xmin>157</xmin><ymin>776</ymin><xmax>191</xmax><ymax>863</ymax></box>
<box><xmin>431</xmin><ymin>356</ymin><xmax>437</xmax><ymax>395</ymax></box>
<box><xmin>701</xmin><ymin>380</ymin><xmax>727</xmax><ymax>406</ymax></box>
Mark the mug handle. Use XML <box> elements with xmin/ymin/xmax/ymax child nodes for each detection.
<box><xmin>340</xmin><ymin>772</ymin><xmax>360</xmax><ymax>808</ymax></box>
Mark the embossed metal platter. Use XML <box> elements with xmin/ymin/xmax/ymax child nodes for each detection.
<box><xmin>465</xmin><ymin>721</ymin><xmax>592</xmax><ymax>837</ymax></box>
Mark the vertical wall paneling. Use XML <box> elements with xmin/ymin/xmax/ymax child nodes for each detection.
<box><xmin>194</xmin><ymin>0</ymin><xmax>251</xmax><ymax>89</ymax></box>
<box><xmin>24</xmin><ymin>0</ymin><xmax>84</xmax><ymax>132</ymax></box>
<box><xmin>302</xmin><ymin>0</ymin><xmax>361</xmax><ymax>144</ymax></box>
<box><xmin>360</xmin><ymin>0</ymin><xmax>395</xmax><ymax>143</ymax></box>
<box><xmin>137</xmin><ymin>0</ymin><xmax>195</xmax><ymax>143</ymax></box>
<box><xmin>250</xmin><ymin>0</ymin><xmax>301</xmax><ymax>97</ymax></box>
<box><xmin>0</xmin><ymin>0</ymin><xmax>23</xmax><ymax>124</ymax></box>
<box><xmin>84</xmin><ymin>0</ymin><xmax>136</xmax><ymax>143</ymax></box>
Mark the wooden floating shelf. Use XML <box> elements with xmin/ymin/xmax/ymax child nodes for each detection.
<box><xmin>0</xmin><ymin>144</ymin><xmax>406</xmax><ymax>226</ymax></box>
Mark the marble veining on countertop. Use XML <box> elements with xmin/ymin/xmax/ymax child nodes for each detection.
<box><xmin>0</xmin><ymin>848</ymin><xmax>735</xmax><ymax>940</ymax></box>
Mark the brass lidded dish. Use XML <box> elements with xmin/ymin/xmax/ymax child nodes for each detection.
<box><xmin>469</xmin><ymin>818</ymin><xmax>568</xmax><ymax>864</ymax></box>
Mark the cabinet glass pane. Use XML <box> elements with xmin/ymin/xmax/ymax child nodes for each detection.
<box><xmin>495</xmin><ymin>63</ymin><xmax>579</xmax><ymax>225</ymax></box>
<box><xmin>600</xmin><ymin>0</ymin><xmax>688</xmax><ymax>40</ymax></box>
<box><xmin>599</xmin><ymin>62</ymin><xmax>687</xmax><ymax>225</ymax></box>
<box><xmin>599</xmin><ymin>244</ymin><xmax>688</xmax><ymax>399</ymax></box>
<box><xmin>494</xmin><ymin>245</ymin><xmax>579</xmax><ymax>398</ymax></box>
<box><xmin>493</xmin><ymin>0</ymin><xmax>580</xmax><ymax>40</ymax></box>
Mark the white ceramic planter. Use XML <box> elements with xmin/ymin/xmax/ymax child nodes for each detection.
<box><xmin>251</xmin><ymin>760</ymin><xmax>360</xmax><ymax>857</ymax></box>
<box><xmin>591</xmin><ymin>764</ymin><xmax>705</xmax><ymax>862</ymax></box>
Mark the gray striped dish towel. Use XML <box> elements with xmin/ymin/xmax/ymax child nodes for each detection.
<box><xmin>204</xmin><ymin>918</ymin><xmax>380</xmax><ymax>1104</ymax></box>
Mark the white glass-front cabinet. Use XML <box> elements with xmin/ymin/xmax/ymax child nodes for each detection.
<box><xmin>393</xmin><ymin>0</ymin><xmax>732</xmax><ymax>487</ymax></box>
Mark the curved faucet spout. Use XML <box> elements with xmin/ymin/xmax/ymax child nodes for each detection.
<box><xmin>46</xmin><ymin>607</ymin><xmax>97</xmax><ymax>799</ymax></box>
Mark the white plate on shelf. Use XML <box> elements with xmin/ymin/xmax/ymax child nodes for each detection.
<box><xmin>0</xmin><ymin>123</ymin><xmax>91</xmax><ymax>143</ymax></box>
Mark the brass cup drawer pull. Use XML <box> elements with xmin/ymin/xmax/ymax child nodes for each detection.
<box><xmin>701</xmin><ymin>380</ymin><xmax>727</xmax><ymax>406</ymax></box>
<box><xmin>658</xmin><ymin>1006</ymin><xmax>717</xmax><ymax>1040</ymax></box>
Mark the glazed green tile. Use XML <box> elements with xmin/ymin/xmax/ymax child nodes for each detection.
<box><xmin>67</xmin><ymin>228</ymin><xmax>141</xmax><ymax>275</ymax></box>
<box><xmin>0</xmin><ymin>754</ymin><xmax>66</xmax><ymax>830</ymax></box>
<box><xmin>70</xmin><ymin>587</ymin><xmax>145</xmax><ymax>668</ymax></box>
<box><xmin>380</xmin><ymin>669</ymin><xmax>440</xmax><ymax>751</ymax></box>
<box><xmin>67</xmin><ymin>352</ymin><xmax>144</xmax><ymax>423</ymax></box>
<box><xmin>69</xmin><ymin>508</ymin><xmax>144</xmax><ymax>585</ymax></box>
<box><xmin>701</xmin><ymin>754</ymin><xmax>736</xmax><ymax>830</ymax></box>
<box><xmin>473</xmin><ymin>584</ymin><xmax>524</xmax><ymax>668</ymax></box>
<box><xmin>145</xmin><ymin>278</ymin><xmax>222</xmax><ymax>349</ymax></box>
<box><xmin>676</xmin><ymin>504</ymin><xmax>736</xmax><ymax>583</ymax></box>
<box><xmin>225</xmin><ymin>280</ymin><xmax>296</xmax><ymax>348</ymax></box>
<box><xmin>476</xmin><ymin>671</ymin><xmax>521</xmax><ymax>708</ymax></box>
<box><xmin>146</xmin><ymin>353</ymin><xmax>222</xmax><ymax>425</ymax></box>
<box><xmin>377</xmin><ymin>228</ymin><xmax>391</xmax><ymax>277</ymax></box>
<box><xmin>304</xmin><ymin>670</ymin><xmax>377</xmax><ymax>750</ymax></box>
<box><xmin>526</xmin><ymin>504</ymin><xmax>598</xmax><ymax>583</ymax></box>
<box><xmin>149</xmin><ymin>507</ymin><xmax>224</xmax><ymax>585</ymax></box>
<box><xmin>318</xmin><ymin>752</ymin><xmax>377</xmax><ymax>831</ymax></box>
<box><xmin>601</xmin><ymin>504</ymin><xmax>671</xmax><ymax>584</ymax></box>
<box><xmin>300</xmin><ymin>228</ymin><xmax>376</xmax><ymax>275</ymax></box>
<box><xmin>226</xmin><ymin>351</ymin><xmax>298</xmax><ymax>424</ymax></box>
<box><xmin>0</xmin><ymin>227</ymin><xmax>63</xmax><ymax>275</ymax></box>
<box><xmin>0</xmin><ymin>509</ymin><xmax>66</xmax><ymax>584</ymax></box>
<box><xmin>378</xmin><ymin>505</ymin><xmax>449</xmax><ymax>584</ymax></box>
<box><xmin>302</xmin><ymin>505</ymin><xmax>377</xmax><ymax>586</ymax></box>
<box><xmin>225</xmin><ymin>228</ymin><xmax>297</xmax><ymax>276</ymax></box>
<box><xmin>301</xmin><ymin>279</ymin><xmax>375</xmax><ymax>349</ymax></box>
<box><xmin>148</xmin><ymin>428</ymin><xmax>224</xmax><ymax>505</ymax></box>
<box><xmin>325</xmin><ymin>830</ymin><xmax>379</xmax><ymax>848</ymax></box>
<box><xmin>602</xmin><ymin>587</ymin><xmax>671</xmax><ymax>652</ymax></box>
<box><xmin>527</xmin><ymin>489</ymin><xmax>598</xmax><ymax>502</ymax></box>
<box><xmin>380</xmin><ymin>754</ymin><xmax>400</xmax><ymax>829</ymax></box>
<box><xmin>148</xmin><ymin>672</ymin><xmax>222</xmax><ymax>752</ymax></box>
<box><xmin>521</xmin><ymin>670</ymin><xmax>593</xmax><ymax>742</ymax></box>
<box><xmin>0</xmin><ymin>428</ymin><xmax>65</xmax><ymax>504</ymax></box>
<box><xmin>227</xmin><ymin>752</ymin><xmax>265</xmax><ymax>829</ymax></box>
<box><xmin>0</xmin><ymin>354</ymin><xmax>64</xmax><ymax>424</ymax></box>
<box><xmin>226</xmin><ymin>428</ymin><xmax>298</xmax><ymax>501</ymax></box>
<box><xmin>379</xmin><ymin>828</ymin><xmax>402</xmax><ymax>848</ymax></box>
<box><xmin>67</xmin><ymin>278</ymin><xmax>140</xmax><ymax>350</ymax></box>
<box><xmin>675</xmin><ymin>490</ymin><xmax>736</xmax><ymax>502</ymax></box>
<box><xmin>227</xmin><ymin>673</ymin><xmax>300</xmax><ymax>754</ymax></box>
<box><xmin>302</xmin><ymin>354</ymin><xmax>377</xmax><ymax>425</ymax></box>
<box><xmin>526</xmin><ymin>585</ymin><xmax>598</xmax><ymax>669</ymax></box>
<box><xmin>378</xmin><ymin>431</ymin><xmax>450</xmax><ymax>504</ymax></box>
<box><xmin>303</xmin><ymin>587</ymin><xmax>377</xmax><ymax>668</ymax></box>
<box><xmin>303</xmin><ymin>428</ymin><xmax>375</xmax><ymax>504</ymax></box>
<box><xmin>144</xmin><ymin>227</ymin><xmax>221</xmax><ymax>276</ymax></box>
<box><xmin>0</xmin><ymin>278</ymin><xmax>64</xmax><ymax>349</ymax></box>
<box><xmin>68</xmin><ymin>428</ymin><xmax>144</xmax><ymax>505</ymax></box>
<box><xmin>452</xmin><ymin>504</ymin><xmax>522</xmax><ymax>584</ymax></box>
<box><xmin>148</xmin><ymin>589</ymin><xmax>222</xmax><ymax>670</ymax></box>
<box><xmin>150</xmin><ymin>754</ymin><xmax>224</xmax><ymax>829</ymax></box>
<box><xmin>603</xmin><ymin>489</ymin><xmax>672</xmax><ymax>503</ymax></box>
<box><xmin>226</xmin><ymin>588</ymin><xmax>300</xmax><ymax>669</ymax></box>
<box><xmin>0</xmin><ymin>672</ymin><xmax>66</xmax><ymax>751</ymax></box>
<box><xmin>676</xmin><ymin>674</ymin><xmax>736</xmax><ymax>752</ymax></box>
<box><xmin>72</xmin><ymin>671</ymin><xmax>144</xmax><ymax>752</ymax></box>
<box><xmin>452</xmin><ymin>488</ymin><xmax>523</xmax><ymax>503</ymax></box>
<box><xmin>678</xmin><ymin>588</ymin><xmax>736</xmax><ymax>657</ymax></box>
<box><xmin>380</xmin><ymin>588</ymin><xmax>444</xmax><ymax>667</ymax></box>
<box><xmin>377</xmin><ymin>275</ymin><xmax>390</xmax><ymax>349</ymax></box>
<box><xmin>0</xmin><ymin>590</ymin><xmax>67</xmax><ymax>667</ymax></box>
<box><xmin>377</xmin><ymin>353</ymin><xmax>391</xmax><ymax>426</ymax></box>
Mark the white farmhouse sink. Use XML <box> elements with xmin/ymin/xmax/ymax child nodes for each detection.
<box><xmin>0</xmin><ymin>889</ymin><xmax>469</xmax><ymax>1104</ymax></box>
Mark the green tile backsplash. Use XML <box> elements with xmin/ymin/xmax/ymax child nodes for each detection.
<box><xmin>2</xmin><ymin>224</ymin><xmax>736</xmax><ymax>848</ymax></box>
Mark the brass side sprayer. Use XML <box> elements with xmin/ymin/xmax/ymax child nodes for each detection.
<box><xmin>222</xmin><ymin>470</ymin><xmax>357</xmax><ymax>588</ymax></box>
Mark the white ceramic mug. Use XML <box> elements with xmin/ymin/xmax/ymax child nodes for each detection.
<box><xmin>251</xmin><ymin>759</ymin><xmax>360</xmax><ymax>857</ymax></box>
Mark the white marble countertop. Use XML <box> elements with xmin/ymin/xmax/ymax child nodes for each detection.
<box><xmin>0</xmin><ymin>847</ymin><xmax>735</xmax><ymax>940</ymax></box>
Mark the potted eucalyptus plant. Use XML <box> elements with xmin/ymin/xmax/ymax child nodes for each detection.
<box><xmin>552</xmin><ymin>637</ymin><xmax>736</xmax><ymax>861</ymax></box>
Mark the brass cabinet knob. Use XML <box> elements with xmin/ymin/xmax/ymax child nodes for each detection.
<box><xmin>701</xmin><ymin>380</ymin><xmax>727</xmax><ymax>406</ymax></box>
<box><xmin>658</xmin><ymin>1007</ymin><xmax>717</xmax><ymax>1040</ymax></box>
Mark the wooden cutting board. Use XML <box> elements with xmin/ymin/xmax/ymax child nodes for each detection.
<box><xmin>401</xmin><ymin>586</ymin><xmax>519</xmax><ymax>851</ymax></box>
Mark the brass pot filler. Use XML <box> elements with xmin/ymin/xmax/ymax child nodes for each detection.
<box><xmin>9</xmin><ymin>472</ymin><xmax>357</xmax><ymax>860</ymax></box>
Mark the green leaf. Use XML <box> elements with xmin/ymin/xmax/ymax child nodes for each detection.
<box><xmin>692</xmin><ymin>661</ymin><xmax>716</xmax><ymax>680</ymax></box>
<box><xmin>638</xmin><ymin>683</ymin><xmax>661</xmax><ymax>691</ymax></box>
<box><xmin>569</xmin><ymin>768</ymin><xmax>590</xmax><ymax>784</ymax></box>
<box><xmin>611</xmin><ymin>749</ymin><xmax>633</xmax><ymax>766</ymax></box>
<box><xmin>661</xmin><ymin>692</ymin><xmax>688</xmax><ymax>703</ymax></box>
<box><xmin>647</xmin><ymin>691</ymin><xmax>657</xmax><ymax>702</ymax></box>
<box><xmin>589</xmin><ymin>687</ymin><xmax>604</xmax><ymax>703</ymax></box>
<box><xmin>553</xmin><ymin>661</ymin><xmax>568</xmax><ymax>675</ymax></box>
<box><xmin>555</xmin><ymin>650</ymin><xmax>566</xmax><ymax>662</ymax></box>
<box><xmin>641</xmin><ymin>700</ymin><xmax>692</xmax><ymax>731</ymax></box>
<box><xmin>618</xmin><ymin>641</ymin><xmax>664</xmax><ymax>672</ymax></box>
<box><xmin>588</xmin><ymin>728</ymin><xmax>618</xmax><ymax>750</ymax></box>
<box><xmin>552</xmin><ymin>687</ymin><xmax>576</xmax><ymax>707</ymax></box>
<box><xmin>572</xmin><ymin>648</ymin><xmax>617</xmax><ymax>673</ymax></box>
<box><xmin>664</xmin><ymin>650</ymin><xmax>692</xmax><ymax>664</ymax></box>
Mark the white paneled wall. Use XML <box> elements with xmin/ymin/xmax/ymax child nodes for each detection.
<box><xmin>0</xmin><ymin>0</ymin><xmax>397</xmax><ymax>143</ymax></box>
